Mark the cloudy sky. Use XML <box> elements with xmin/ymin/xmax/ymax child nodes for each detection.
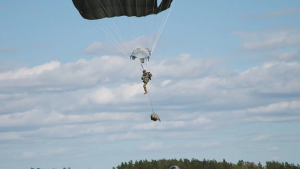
<box><xmin>1</xmin><ymin>0</ymin><xmax>300</xmax><ymax>169</ymax></box>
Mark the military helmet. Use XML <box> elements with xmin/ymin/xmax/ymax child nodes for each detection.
<box><xmin>143</xmin><ymin>70</ymin><xmax>146</xmax><ymax>73</ymax></box>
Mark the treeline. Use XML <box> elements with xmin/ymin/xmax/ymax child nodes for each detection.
<box><xmin>113</xmin><ymin>159</ymin><xmax>300</xmax><ymax>169</ymax></box>
<box><xmin>31</xmin><ymin>168</ymin><xmax>71</xmax><ymax>169</ymax></box>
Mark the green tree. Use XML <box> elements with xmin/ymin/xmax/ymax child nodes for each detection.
<box><xmin>134</xmin><ymin>160</ymin><xmax>139</xmax><ymax>169</ymax></box>
<box><xmin>183</xmin><ymin>158</ymin><xmax>190</xmax><ymax>169</ymax></box>
<box><xmin>258</xmin><ymin>162</ymin><xmax>263</xmax><ymax>169</ymax></box>
<box><xmin>222</xmin><ymin>159</ymin><xmax>231</xmax><ymax>169</ymax></box>
<box><xmin>127</xmin><ymin>160</ymin><xmax>134</xmax><ymax>169</ymax></box>
<box><xmin>266</xmin><ymin>161</ymin><xmax>284</xmax><ymax>169</ymax></box>
<box><xmin>113</xmin><ymin>158</ymin><xmax>300</xmax><ymax>169</ymax></box>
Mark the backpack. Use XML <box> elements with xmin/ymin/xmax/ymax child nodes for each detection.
<box><xmin>147</xmin><ymin>72</ymin><xmax>152</xmax><ymax>80</ymax></box>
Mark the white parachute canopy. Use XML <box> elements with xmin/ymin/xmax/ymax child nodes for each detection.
<box><xmin>130</xmin><ymin>47</ymin><xmax>151</xmax><ymax>68</ymax></box>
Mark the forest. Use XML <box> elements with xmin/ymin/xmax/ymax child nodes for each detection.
<box><xmin>112</xmin><ymin>159</ymin><xmax>300</xmax><ymax>169</ymax></box>
<box><xmin>30</xmin><ymin>158</ymin><xmax>300</xmax><ymax>169</ymax></box>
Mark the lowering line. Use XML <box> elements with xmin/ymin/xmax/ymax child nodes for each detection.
<box><xmin>142</xmin><ymin>67</ymin><xmax>154</xmax><ymax>113</ymax></box>
<box><xmin>147</xmin><ymin>86</ymin><xmax>154</xmax><ymax>113</ymax></box>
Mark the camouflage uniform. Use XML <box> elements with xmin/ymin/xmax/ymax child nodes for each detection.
<box><xmin>141</xmin><ymin>70</ymin><xmax>152</xmax><ymax>94</ymax></box>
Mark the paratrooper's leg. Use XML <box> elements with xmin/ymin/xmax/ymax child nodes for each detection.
<box><xmin>143</xmin><ymin>82</ymin><xmax>148</xmax><ymax>94</ymax></box>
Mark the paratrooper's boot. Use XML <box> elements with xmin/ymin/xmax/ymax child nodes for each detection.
<box><xmin>144</xmin><ymin>90</ymin><xmax>148</xmax><ymax>94</ymax></box>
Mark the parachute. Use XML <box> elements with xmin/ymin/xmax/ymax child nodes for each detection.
<box><xmin>72</xmin><ymin>0</ymin><xmax>174</xmax><ymax>122</ymax></box>
<box><xmin>130</xmin><ymin>47</ymin><xmax>151</xmax><ymax>68</ymax></box>
<box><xmin>72</xmin><ymin>0</ymin><xmax>173</xmax><ymax>20</ymax></box>
<box><xmin>72</xmin><ymin>0</ymin><xmax>174</xmax><ymax>66</ymax></box>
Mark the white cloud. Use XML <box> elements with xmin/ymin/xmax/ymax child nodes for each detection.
<box><xmin>81</xmin><ymin>83</ymin><xmax>144</xmax><ymax>105</ymax></box>
<box><xmin>192</xmin><ymin>117</ymin><xmax>212</xmax><ymax>125</ymax></box>
<box><xmin>252</xmin><ymin>134</ymin><xmax>271</xmax><ymax>142</ymax></box>
<box><xmin>230</xmin><ymin>99</ymin><xmax>300</xmax><ymax>123</ymax></box>
<box><xmin>0</xmin><ymin>132</ymin><xmax>21</xmax><ymax>141</ymax></box>
<box><xmin>161</xmin><ymin>79</ymin><xmax>171</xmax><ymax>87</ymax></box>
<box><xmin>255</xmin><ymin>146</ymin><xmax>280</xmax><ymax>152</ymax></box>
<box><xmin>3</xmin><ymin>61</ymin><xmax>60</xmax><ymax>80</ymax></box>
<box><xmin>236</xmin><ymin>14</ymin><xmax>254</xmax><ymax>20</ymax></box>
<box><xmin>235</xmin><ymin>29</ymin><xmax>300</xmax><ymax>51</ymax></box>
<box><xmin>184</xmin><ymin>141</ymin><xmax>223</xmax><ymax>150</ymax></box>
<box><xmin>107</xmin><ymin>132</ymin><xmax>144</xmax><ymax>142</ymax></box>
<box><xmin>115</xmin><ymin>83</ymin><xmax>143</xmax><ymax>101</ymax></box>
<box><xmin>0</xmin><ymin>47</ymin><xmax>18</xmax><ymax>53</ymax></box>
<box><xmin>270</xmin><ymin>146</ymin><xmax>280</xmax><ymax>151</ymax></box>
<box><xmin>86</xmin><ymin>87</ymin><xmax>115</xmax><ymax>104</ymax></box>
<box><xmin>267</xmin><ymin>48</ymin><xmax>300</xmax><ymax>61</ymax></box>
<box><xmin>83</xmin><ymin>35</ymin><xmax>158</xmax><ymax>56</ymax></box>
<box><xmin>257</xmin><ymin>8</ymin><xmax>299</xmax><ymax>19</ymax></box>
<box><xmin>138</xmin><ymin>142</ymin><xmax>171</xmax><ymax>151</ymax></box>
<box><xmin>84</xmin><ymin>41</ymin><xmax>103</xmax><ymax>54</ymax></box>
<box><xmin>1</xmin><ymin>53</ymin><xmax>300</xmax><ymax>168</ymax></box>
<box><xmin>1</xmin><ymin>56</ymin><xmax>300</xmax><ymax>128</ymax></box>
<box><xmin>242</xmin><ymin>116</ymin><xmax>300</xmax><ymax>123</ymax></box>
<box><xmin>132</xmin><ymin>121</ymin><xmax>185</xmax><ymax>131</ymax></box>
<box><xmin>22</xmin><ymin>152</ymin><xmax>37</xmax><ymax>158</ymax></box>
<box><xmin>3</xmin><ymin>148</ymin><xmax>82</xmax><ymax>160</ymax></box>
<box><xmin>151</xmin><ymin>53</ymin><xmax>220</xmax><ymax>78</ymax></box>
<box><xmin>157</xmin><ymin>131</ymin><xmax>212</xmax><ymax>140</ymax></box>
<box><xmin>237</xmin><ymin>8</ymin><xmax>299</xmax><ymax>20</ymax></box>
<box><xmin>235</xmin><ymin>100</ymin><xmax>300</xmax><ymax>114</ymax></box>
<box><xmin>0</xmin><ymin>108</ymin><xmax>144</xmax><ymax>128</ymax></box>
<box><xmin>21</xmin><ymin>123</ymin><xmax>128</xmax><ymax>139</ymax></box>
<box><xmin>270</xmin><ymin>156</ymin><xmax>282</xmax><ymax>161</ymax></box>
<box><xmin>0</xmin><ymin>56</ymin><xmax>133</xmax><ymax>94</ymax></box>
<box><xmin>279</xmin><ymin>137</ymin><xmax>297</xmax><ymax>141</ymax></box>
<box><xmin>201</xmin><ymin>141</ymin><xmax>222</xmax><ymax>148</ymax></box>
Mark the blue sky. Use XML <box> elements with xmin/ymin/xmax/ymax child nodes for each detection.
<box><xmin>1</xmin><ymin>0</ymin><xmax>300</xmax><ymax>169</ymax></box>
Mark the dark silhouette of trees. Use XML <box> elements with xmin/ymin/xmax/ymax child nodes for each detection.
<box><xmin>28</xmin><ymin>159</ymin><xmax>300</xmax><ymax>169</ymax></box>
<box><xmin>113</xmin><ymin>159</ymin><xmax>300</xmax><ymax>169</ymax></box>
